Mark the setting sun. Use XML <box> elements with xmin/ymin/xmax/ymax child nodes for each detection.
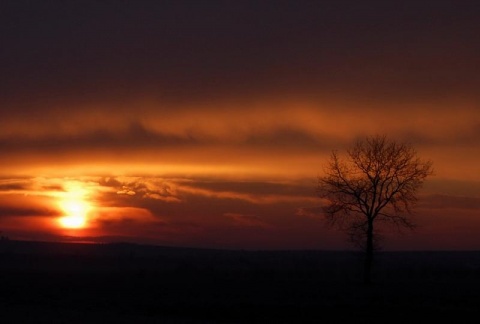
<box><xmin>57</xmin><ymin>181</ymin><xmax>93</xmax><ymax>229</ymax></box>
<box><xmin>58</xmin><ymin>200</ymin><xmax>90</xmax><ymax>229</ymax></box>
<box><xmin>59</xmin><ymin>214</ymin><xmax>86</xmax><ymax>229</ymax></box>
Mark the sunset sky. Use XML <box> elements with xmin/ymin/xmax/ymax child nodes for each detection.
<box><xmin>0</xmin><ymin>0</ymin><xmax>479</xmax><ymax>250</ymax></box>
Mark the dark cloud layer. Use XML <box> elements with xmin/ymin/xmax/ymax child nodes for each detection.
<box><xmin>1</xmin><ymin>0</ymin><xmax>479</xmax><ymax>107</ymax></box>
<box><xmin>0</xmin><ymin>123</ymin><xmax>331</xmax><ymax>153</ymax></box>
<box><xmin>0</xmin><ymin>206</ymin><xmax>60</xmax><ymax>218</ymax></box>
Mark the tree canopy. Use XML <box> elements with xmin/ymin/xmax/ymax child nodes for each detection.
<box><xmin>318</xmin><ymin>135</ymin><xmax>433</xmax><ymax>282</ymax></box>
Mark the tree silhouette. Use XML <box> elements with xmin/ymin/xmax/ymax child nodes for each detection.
<box><xmin>317</xmin><ymin>135</ymin><xmax>433</xmax><ymax>284</ymax></box>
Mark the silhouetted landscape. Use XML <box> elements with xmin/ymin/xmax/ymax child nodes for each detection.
<box><xmin>1</xmin><ymin>240</ymin><xmax>480</xmax><ymax>323</ymax></box>
<box><xmin>1</xmin><ymin>1</ymin><xmax>479</xmax><ymax>322</ymax></box>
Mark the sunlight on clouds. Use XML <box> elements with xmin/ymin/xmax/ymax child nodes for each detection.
<box><xmin>1</xmin><ymin>98</ymin><xmax>478</xmax><ymax>147</ymax></box>
<box><xmin>92</xmin><ymin>206</ymin><xmax>156</xmax><ymax>225</ymax></box>
<box><xmin>0</xmin><ymin>97</ymin><xmax>477</xmax><ymax>183</ymax></box>
<box><xmin>0</xmin><ymin>173</ymin><xmax>479</xmax><ymax>249</ymax></box>
<box><xmin>116</xmin><ymin>186</ymin><xmax>136</xmax><ymax>196</ymax></box>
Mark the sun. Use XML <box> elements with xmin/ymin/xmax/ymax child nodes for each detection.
<box><xmin>59</xmin><ymin>200</ymin><xmax>90</xmax><ymax>229</ymax></box>
<box><xmin>57</xmin><ymin>181</ymin><xmax>93</xmax><ymax>229</ymax></box>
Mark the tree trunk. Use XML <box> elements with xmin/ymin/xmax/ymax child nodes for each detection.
<box><xmin>364</xmin><ymin>218</ymin><xmax>374</xmax><ymax>285</ymax></box>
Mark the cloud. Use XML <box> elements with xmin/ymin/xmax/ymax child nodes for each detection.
<box><xmin>116</xmin><ymin>187</ymin><xmax>136</xmax><ymax>196</ymax></box>
<box><xmin>100</xmin><ymin>176</ymin><xmax>318</xmax><ymax>206</ymax></box>
<box><xmin>92</xmin><ymin>207</ymin><xmax>158</xmax><ymax>225</ymax></box>
<box><xmin>295</xmin><ymin>207</ymin><xmax>324</xmax><ymax>219</ymax></box>
<box><xmin>0</xmin><ymin>93</ymin><xmax>477</xmax><ymax>182</ymax></box>
<box><xmin>419</xmin><ymin>194</ymin><xmax>480</xmax><ymax>210</ymax></box>
<box><xmin>224</xmin><ymin>213</ymin><xmax>272</xmax><ymax>229</ymax></box>
<box><xmin>176</xmin><ymin>183</ymin><xmax>317</xmax><ymax>205</ymax></box>
<box><xmin>0</xmin><ymin>180</ymin><xmax>31</xmax><ymax>191</ymax></box>
<box><xmin>110</xmin><ymin>177</ymin><xmax>181</xmax><ymax>203</ymax></box>
<box><xmin>0</xmin><ymin>206</ymin><xmax>60</xmax><ymax>218</ymax></box>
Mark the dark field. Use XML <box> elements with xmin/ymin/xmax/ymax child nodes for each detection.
<box><xmin>1</xmin><ymin>241</ymin><xmax>480</xmax><ymax>323</ymax></box>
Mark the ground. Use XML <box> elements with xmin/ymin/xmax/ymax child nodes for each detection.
<box><xmin>1</xmin><ymin>241</ymin><xmax>480</xmax><ymax>323</ymax></box>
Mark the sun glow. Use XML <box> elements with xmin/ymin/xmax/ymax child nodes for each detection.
<box><xmin>57</xmin><ymin>181</ymin><xmax>93</xmax><ymax>229</ymax></box>
<box><xmin>59</xmin><ymin>200</ymin><xmax>90</xmax><ymax>228</ymax></box>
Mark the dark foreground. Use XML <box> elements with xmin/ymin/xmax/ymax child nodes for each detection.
<box><xmin>1</xmin><ymin>241</ymin><xmax>480</xmax><ymax>323</ymax></box>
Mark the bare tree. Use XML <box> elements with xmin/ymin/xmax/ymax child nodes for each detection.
<box><xmin>317</xmin><ymin>135</ymin><xmax>433</xmax><ymax>284</ymax></box>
